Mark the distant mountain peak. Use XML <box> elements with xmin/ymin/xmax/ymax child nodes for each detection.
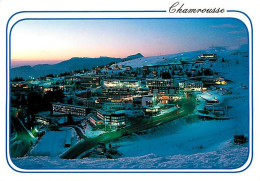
<box><xmin>124</xmin><ymin>53</ymin><xmax>144</xmax><ymax>61</ymax></box>
<box><xmin>128</xmin><ymin>53</ymin><xmax>143</xmax><ymax>58</ymax></box>
<box><xmin>11</xmin><ymin>53</ymin><xmax>144</xmax><ymax>80</ymax></box>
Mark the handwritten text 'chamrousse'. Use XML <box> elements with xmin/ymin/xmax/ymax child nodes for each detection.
<box><xmin>169</xmin><ymin>2</ymin><xmax>225</xmax><ymax>13</ymax></box>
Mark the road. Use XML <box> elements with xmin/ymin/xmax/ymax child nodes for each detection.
<box><xmin>60</xmin><ymin>95</ymin><xmax>196</xmax><ymax>159</ymax></box>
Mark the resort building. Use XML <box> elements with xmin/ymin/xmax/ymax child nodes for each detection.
<box><xmin>11</xmin><ymin>83</ymin><xmax>29</xmax><ymax>92</ymax></box>
<box><xmin>52</xmin><ymin>103</ymin><xmax>91</xmax><ymax>116</ymax></box>
<box><xmin>179</xmin><ymin>81</ymin><xmax>204</xmax><ymax>91</ymax></box>
<box><xmin>157</xmin><ymin>95</ymin><xmax>181</xmax><ymax>104</ymax></box>
<box><xmin>114</xmin><ymin>110</ymin><xmax>144</xmax><ymax>118</ymax></box>
<box><xmin>102</xmin><ymin>102</ymin><xmax>125</xmax><ymax>111</ymax></box>
<box><xmin>103</xmin><ymin>79</ymin><xmax>140</xmax><ymax>88</ymax></box>
<box><xmin>201</xmin><ymin>76</ymin><xmax>226</xmax><ymax>86</ymax></box>
<box><xmin>97</xmin><ymin>109</ymin><xmax>126</xmax><ymax>128</ymax></box>
<box><xmin>141</xmin><ymin>95</ymin><xmax>154</xmax><ymax>107</ymax></box>
<box><xmin>79</xmin><ymin>76</ymin><xmax>101</xmax><ymax>88</ymax></box>
<box><xmin>146</xmin><ymin>78</ymin><xmax>178</xmax><ymax>95</ymax></box>
<box><xmin>198</xmin><ymin>54</ymin><xmax>217</xmax><ymax>61</ymax></box>
<box><xmin>74</xmin><ymin>96</ymin><xmax>96</xmax><ymax>108</ymax></box>
<box><xmin>125</xmin><ymin>66</ymin><xmax>133</xmax><ymax>71</ymax></box>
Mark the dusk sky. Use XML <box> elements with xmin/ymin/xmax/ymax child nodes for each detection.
<box><xmin>11</xmin><ymin>18</ymin><xmax>248</xmax><ymax>67</ymax></box>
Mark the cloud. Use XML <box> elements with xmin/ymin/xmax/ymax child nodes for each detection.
<box><xmin>238</xmin><ymin>37</ymin><xmax>248</xmax><ymax>44</ymax></box>
<box><xmin>228</xmin><ymin>30</ymin><xmax>246</xmax><ymax>34</ymax></box>
<box><xmin>211</xmin><ymin>24</ymin><xmax>237</xmax><ymax>28</ymax></box>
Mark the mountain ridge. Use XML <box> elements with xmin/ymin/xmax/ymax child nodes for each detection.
<box><xmin>11</xmin><ymin>53</ymin><xmax>143</xmax><ymax>80</ymax></box>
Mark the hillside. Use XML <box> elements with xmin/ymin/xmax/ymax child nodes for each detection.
<box><xmin>11</xmin><ymin>53</ymin><xmax>143</xmax><ymax>80</ymax></box>
<box><xmin>116</xmin><ymin>46</ymin><xmax>248</xmax><ymax>68</ymax></box>
<box><xmin>10</xmin><ymin>44</ymin><xmax>250</xmax><ymax>169</ymax></box>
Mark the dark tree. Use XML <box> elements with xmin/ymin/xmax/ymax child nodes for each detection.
<box><xmin>42</xmin><ymin>90</ymin><xmax>65</xmax><ymax>111</ymax></box>
<box><xmin>118</xmin><ymin>72</ymin><xmax>124</xmax><ymax>76</ymax></box>
<box><xmin>197</xmin><ymin>70</ymin><xmax>203</xmax><ymax>76</ymax></box>
<box><xmin>11</xmin><ymin>77</ymin><xmax>24</xmax><ymax>82</ymax></box>
<box><xmin>67</xmin><ymin>113</ymin><xmax>74</xmax><ymax>124</ymax></box>
<box><xmin>67</xmin><ymin>97</ymin><xmax>73</xmax><ymax>104</ymax></box>
<box><xmin>45</xmin><ymin>74</ymin><xmax>54</xmax><ymax>78</ymax></box>
<box><xmin>203</xmin><ymin>68</ymin><xmax>213</xmax><ymax>76</ymax></box>
<box><xmin>27</xmin><ymin>92</ymin><xmax>43</xmax><ymax>113</ymax></box>
<box><xmin>186</xmin><ymin>71</ymin><xmax>192</xmax><ymax>77</ymax></box>
<box><xmin>162</xmin><ymin>72</ymin><xmax>171</xmax><ymax>79</ymax></box>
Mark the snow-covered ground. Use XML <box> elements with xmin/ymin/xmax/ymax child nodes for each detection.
<box><xmin>115</xmin><ymin>116</ymin><xmax>240</xmax><ymax>157</ymax></box>
<box><xmin>110</xmin><ymin>45</ymin><xmax>249</xmax><ymax>160</ymax></box>
<box><xmin>116</xmin><ymin>47</ymin><xmax>243</xmax><ymax>68</ymax></box>
<box><xmin>116</xmin><ymin>50</ymin><xmax>202</xmax><ymax>68</ymax></box>
<box><xmin>12</xmin><ymin>144</ymin><xmax>248</xmax><ymax>169</ymax></box>
<box><xmin>28</xmin><ymin>127</ymin><xmax>78</xmax><ymax>157</ymax></box>
<box><xmin>11</xmin><ymin>45</ymin><xmax>250</xmax><ymax>170</ymax></box>
<box><xmin>84</xmin><ymin>123</ymin><xmax>105</xmax><ymax>138</ymax></box>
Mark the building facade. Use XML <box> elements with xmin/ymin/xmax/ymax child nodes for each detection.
<box><xmin>52</xmin><ymin>103</ymin><xmax>91</xmax><ymax>116</ymax></box>
<box><xmin>103</xmin><ymin>79</ymin><xmax>140</xmax><ymax>88</ymax></box>
<box><xmin>80</xmin><ymin>76</ymin><xmax>101</xmax><ymax>88</ymax></box>
<box><xmin>179</xmin><ymin>81</ymin><xmax>203</xmax><ymax>91</ymax></box>
<box><xmin>198</xmin><ymin>54</ymin><xmax>217</xmax><ymax>61</ymax></box>
<box><xmin>102</xmin><ymin>102</ymin><xmax>125</xmax><ymax>111</ymax></box>
<box><xmin>96</xmin><ymin>109</ymin><xmax>126</xmax><ymax>128</ymax></box>
<box><xmin>146</xmin><ymin>78</ymin><xmax>178</xmax><ymax>95</ymax></box>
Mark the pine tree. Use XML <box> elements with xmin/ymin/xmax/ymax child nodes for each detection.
<box><xmin>67</xmin><ymin>113</ymin><xmax>74</xmax><ymax>124</ymax></box>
